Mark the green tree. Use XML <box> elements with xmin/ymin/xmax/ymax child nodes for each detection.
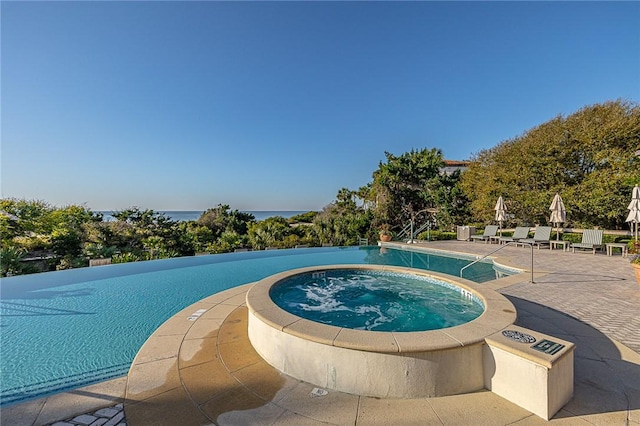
<box><xmin>177</xmin><ymin>221</ymin><xmax>215</xmax><ymax>253</ymax></box>
<box><xmin>197</xmin><ymin>205</ymin><xmax>255</xmax><ymax>238</ymax></box>
<box><xmin>108</xmin><ymin>207</ymin><xmax>191</xmax><ymax>258</ymax></box>
<box><xmin>0</xmin><ymin>247</ymin><xmax>37</xmax><ymax>277</ymax></box>
<box><xmin>371</xmin><ymin>148</ymin><xmax>446</xmax><ymax>232</ymax></box>
<box><xmin>248</xmin><ymin>216</ymin><xmax>290</xmax><ymax>249</ymax></box>
<box><xmin>0</xmin><ymin>199</ymin><xmax>102</xmax><ymax>271</ymax></box>
<box><xmin>459</xmin><ymin>99</ymin><xmax>640</xmax><ymax>228</ymax></box>
<box><xmin>312</xmin><ymin>188</ymin><xmax>374</xmax><ymax>246</ymax></box>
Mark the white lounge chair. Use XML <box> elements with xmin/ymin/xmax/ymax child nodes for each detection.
<box><xmin>571</xmin><ymin>229</ymin><xmax>603</xmax><ymax>254</ymax></box>
<box><xmin>470</xmin><ymin>225</ymin><xmax>499</xmax><ymax>243</ymax></box>
<box><xmin>517</xmin><ymin>226</ymin><xmax>552</xmax><ymax>249</ymax></box>
<box><xmin>498</xmin><ymin>227</ymin><xmax>530</xmax><ymax>244</ymax></box>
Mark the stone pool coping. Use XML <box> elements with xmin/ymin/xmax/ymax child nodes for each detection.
<box><xmin>246</xmin><ymin>264</ymin><xmax>517</xmax><ymax>354</ymax></box>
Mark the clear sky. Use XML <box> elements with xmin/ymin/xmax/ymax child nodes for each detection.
<box><xmin>2</xmin><ymin>1</ymin><xmax>639</xmax><ymax>211</ymax></box>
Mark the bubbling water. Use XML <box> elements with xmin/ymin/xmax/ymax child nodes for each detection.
<box><xmin>269</xmin><ymin>269</ymin><xmax>484</xmax><ymax>332</ymax></box>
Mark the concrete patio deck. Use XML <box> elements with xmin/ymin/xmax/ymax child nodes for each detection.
<box><xmin>3</xmin><ymin>241</ymin><xmax>639</xmax><ymax>425</ymax></box>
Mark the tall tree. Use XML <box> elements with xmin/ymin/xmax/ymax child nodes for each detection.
<box><xmin>459</xmin><ymin>99</ymin><xmax>640</xmax><ymax>228</ymax></box>
<box><xmin>312</xmin><ymin>188</ymin><xmax>374</xmax><ymax>245</ymax></box>
<box><xmin>371</xmin><ymin>148</ymin><xmax>445</xmax><ymax>232</ymax></box>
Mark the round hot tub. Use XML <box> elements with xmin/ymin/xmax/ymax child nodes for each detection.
<box><xmin>269</xmin><ymin>268</ymin><xmax>486</xmax><ymax>332</ymax></box>
<box><xmin>246</xmin><ymin>264</ymin><xmax>516</xmax><ymax>398</ymax></box>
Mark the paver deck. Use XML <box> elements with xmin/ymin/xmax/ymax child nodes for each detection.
<box><xmin>3</xmin><ymin>241</ymin><xmax>639</xmax><ymax>425</ymax></box>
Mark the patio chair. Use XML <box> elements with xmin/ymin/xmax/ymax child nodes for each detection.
<box><xmin>517</xmin><ymin>226</ymin><xmax>552</xmax><ymax>249</ymax></box>
<box><xmin>498</xmin><ymin>226</ymin><xmax>530</xmax><ymax>244</ymax></box>
<box><xmin>470</xmin><ymin>225</ymin><xmax>499</xmax><ymax>243</ymax></box>
<box><xmin>571</xmin><ymin>229</ymin><xmax>604</xmax><ymax>254</ymax></box>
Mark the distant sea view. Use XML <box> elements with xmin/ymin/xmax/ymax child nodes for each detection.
<box><xmin>98</xmin><ymin>210</ymin><xmax>310</xmax><ymax>222</ymax></box>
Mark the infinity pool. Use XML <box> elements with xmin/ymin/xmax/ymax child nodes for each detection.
<box><xmin>0</xmin><ymin>246</ymin><xmax>512</xmax><ymax>406</ymax></box>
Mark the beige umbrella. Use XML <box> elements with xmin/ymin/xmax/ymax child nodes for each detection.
<box><xmin>549</xmin><ymin>193</ymin><xmax>566</xmax><ymax>241</ymax></box>
<box><xmin>494</xmin><ymin>196</ymin><xmax>507</xmax><ymax>237</ymax></box>
<box><xmin>626</xmin><ymin>184</ymin><xmax>640</xmax><ymax>242</ymax></box>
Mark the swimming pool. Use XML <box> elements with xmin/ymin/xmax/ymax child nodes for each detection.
<box><xmin>0</xmin><ymin>246</ymin><xmax>512</xmax><ymax>406</ymax></box>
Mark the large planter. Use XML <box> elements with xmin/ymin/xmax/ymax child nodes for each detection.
<box><xmin>380</xmin><ymin>234</ymin><xmax>392</xmax><ymax>242</ymax></box>
<box><xmin>632</xmin><ymin>262</ymin><xmax>640</xmax><ymax>286</ymax></box>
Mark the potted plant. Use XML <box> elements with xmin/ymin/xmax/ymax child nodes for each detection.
<box><xmin>631</xmin><ymin>255</ymin><xmax>640</xmax><ymax>286</ymax></box>
<box><xmin>379</xmin><ymin>225</ymin><xmax>392</xmax><ymax>242</ymax></box>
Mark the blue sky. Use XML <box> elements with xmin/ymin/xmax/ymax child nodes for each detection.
<box><xmin>2</xmin><ymin>1</ymin><xmax>639</xmax><ymax>211</ymax></box>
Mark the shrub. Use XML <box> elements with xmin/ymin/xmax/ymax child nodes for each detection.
<box><xmin>112</xmin><ymin>252</ymin><xmax>143</xmax><ymax>264</ymax></box>
<box><xmin>416</xmin><ymin>230</ymin><xmax>456</xmax><ymax>241</ymax></box>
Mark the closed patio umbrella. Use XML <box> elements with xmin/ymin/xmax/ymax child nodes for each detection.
<box><xmin>494</xmin><ymin>196</ymin><xmax>507</xmax><ymax>237</ymax></box>
<box><xmin>549</xmin><ymin>193</ymin><xmax>566</xmax><ymax>241</ymax></box>
<box><xmin>626</xmin><ymin>184</ymin><xmax>640</xmax><ymax>242</ymax></box>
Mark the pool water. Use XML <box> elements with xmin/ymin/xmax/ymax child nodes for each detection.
<box><xmin>0</xmin><ymin>246</ymin><xmax>510</xmax><ymax>406</ymax></box>
<box><xmin>270</xmin><ymin>269</ymin><xmax>484</xmax><ymax>331</ymax></box>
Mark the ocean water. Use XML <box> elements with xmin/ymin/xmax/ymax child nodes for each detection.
<box><xmin>98</xmin><ymin>210</ymin><xmax>309</xmax><ymax>222</ymax></box>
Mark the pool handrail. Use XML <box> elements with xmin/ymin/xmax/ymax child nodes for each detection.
<box><xmin>460</xmin><ymin>241</ymin><xmax>534</xmax><ymax>283</ymax></box>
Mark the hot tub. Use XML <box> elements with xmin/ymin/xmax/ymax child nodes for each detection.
<box><xmin>246</xmin><ymin>264</ymin><xmax>517</xmax><ymax>398</ymax></box>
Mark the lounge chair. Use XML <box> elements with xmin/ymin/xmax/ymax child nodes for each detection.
<box><xmin>517</xmin><ymin>226</ymin><xmax>552</xmax><ymax>249</ymax></box>
<box><xmin>571</xmin><ymin>229</ymin><xmax>603</xmax><ymax>254</ymax></box>
<box><xmin>498</xmin><ymin>227</ymin><xmax>530</xmax><ymax>244</ymax></box>
<box><xmin>470</xmin><ymin>225</ymin><xmax>499</xmax><ymax>243</ymax></box>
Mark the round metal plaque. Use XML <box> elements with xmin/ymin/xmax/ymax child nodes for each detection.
<box><xmin>501</xmin><ymin>330</ymin><xmax>536</xmax><ymax>343</ymax></box>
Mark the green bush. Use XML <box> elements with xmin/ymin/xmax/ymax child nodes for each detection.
<box><xmin>416</xmin><ymin>230</ymin><xmax>456</xmax><ymax>241</ymax></box>
<box><xmin>56</xmin><ymin>255</ymin><xmax>88</xmax><ymax>270</ymax></box>
<box><xmin>1</xmin><ymin>247</ymin><xmax>37</xmax><ymax>276</ymax></box>
<box><xmin>561</xmin><ymin>233</ymin><xmax>581</xmax><ymax>243</ymax></box>
<box><xmin>112</xmin><ymin>252</ymin><xmax>143</xmax><ymax>264</ymax></box>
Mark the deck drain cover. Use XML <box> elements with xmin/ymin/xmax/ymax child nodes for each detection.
<box><xmin>502</xmin><ymin>330</ymin><xmax>536</xmax><ymax>343</ymax></box>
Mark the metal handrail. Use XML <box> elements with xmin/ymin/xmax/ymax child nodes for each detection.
<box><xmin>460</xmin><ymin>241</ymin><xmax>534</xmax><ymax>283</ymax></box>
<box><xmin>396</xmin><ymin>224</ymin><xmax>412</xmax><ymax>241</ymax></box>
<box><xmin>411</xmin><ymin>222</ymin><xmax>430</xmax><ymax>242</ymax></box>
<box><xmin>398</xmin><ymin>221</ymin><xmax>430</xmax><ymax>243</ymax></box>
